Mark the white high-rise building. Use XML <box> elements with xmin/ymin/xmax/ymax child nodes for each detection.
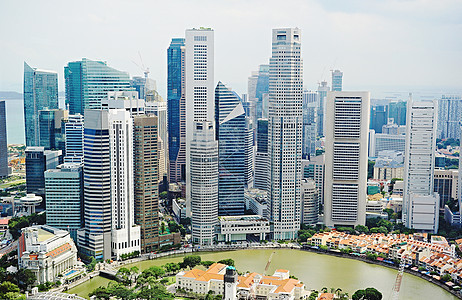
<box><xmin>185</xmin><ymin>27</ymin><xmax>215</xmax><ymax>218</ymax></box>
<box><xmin>108</xmin><ymin>109</ymin><xmax>141</xmax><ymax>259</ymax></box>
<box><xmin>403</xmin><ymin>99</ymin><xmax>439</xmax><ymax>233</ymax></box>
<box><xmin>324</xmin><ymin>91</ymin><xmax>370</xmax><ymax>227</ymax></box>
<box><xmin>267</xmin><ymin>28</ymin><xmax>303</xmax><ymax>240</ymax></box>
<box><xmin>190</xmin><ymin>121</ymin><xmax>218</xmax><ymax>245</ymax></box>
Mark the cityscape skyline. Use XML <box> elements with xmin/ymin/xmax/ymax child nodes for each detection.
<box><xmin>1</xmin><ymin>0</ymin><xmax>462</xmax><ymax>99</ymax></box>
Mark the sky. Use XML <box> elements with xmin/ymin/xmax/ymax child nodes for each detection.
<box><xmin>1</xmin><ymin>0</ymin><xmax>461</xmax><ymax>99</ymax></box>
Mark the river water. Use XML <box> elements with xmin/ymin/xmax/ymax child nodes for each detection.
<box><xmin>67</xmin><ymin>249</ymin><xmax>457</xmax><ymax>299</ymax></box>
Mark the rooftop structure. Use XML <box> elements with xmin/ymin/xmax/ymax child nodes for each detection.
<box><xmin>217</xmin><ymin>215</ymin><xmax>270</xmax><ymax>243</ymax></box>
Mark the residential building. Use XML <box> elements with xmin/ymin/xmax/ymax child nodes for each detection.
<box><xmin>301</xmin><ymin>179</ymin><xmax>318</xmax><ymax>225</ymax></box>
<box><xmin>45</xmin><ymin>163</ymin><xmax>83</xmax><ymax>241</ymax></box>
<box><xmin>25</xmin><ymin>147</ymin><xmax>61</xmax><ymax>196</ymax></box>
<box><xmin>77</xmin><ymin>109</ymin><xmax>111</xmax><ymax>260</ymax></box>
<box><xmin>217</xmin><ymin>215</ymin><xmax>270</xmax><ymax>242</ymax></box>
<box><xmin>317</xmin><ymin>81</ymin><xmax>329</xmax><ymax>137</ymax></box>
<box><xmin>437</xmin><ymin>95</ymin><xmax>462</xmax><ymax>139</ymax></box>
<box><xmin>23</xmin><ymin>62</ymin><xmax>59</xmax><ymax>147</ymax></box>
<box><xmin>64</xmin><ymin>114</ymin><xmax>84</xmax><ymax>163</ymax></box>
<box><xmin>254</xmin><ymin>119</ymin><xmax>269</xmax><ymax>191</ymax></box>
<box><xmin>133</xmin><ymin>115</ymin><xmax>159</xmax><ymax>253</ymax></box>
<box><xmin>18</xmin><ymin>225</ymin><xmax>79</xmax><ymax>285</ymax></box>
<box><xmin>331</xmin><ymin>69</ymin><xmax>343</xmax><ymax>91</ymax></box>
<box><xmin>190</xmin><ymin>121</ymin><xmax>218</xmax><ymax>246</ymax></box>
<box><xmin>267</xmin><ymin>28</ymin><xmax>303</xmax><ymax>240</ymax></box>
<box><xmin>185</xmin><ymin>28</ymin><xmax>215</xmax><ymax>218</ymax></box>
<box><xmin>64</xmin><ymin>58</ymin><xmax>131</xmax><ymax>115</ymax></box>
<box><xmin>403</xmin><ymin>99</ymin><xmax>439</xmax><ymax>233</ymax></box>
<box><xmin>302</xmin><ymin>90</ymin><xmax>317</xmax><ymax>159</ymax></box>
<box><xmin>108</xmin><ymin>109</ymin><xmax>140</xmax><ymax>259</ymax></box>
<box><xmin>167</xmin><ymin>38</ymin><xmax>186</xmax><ymax>183</ymax></box>
<box><xmin>130</xmin><ymin>76</ymin><xmax>156</xmax><ymax>100</ymax></box>
<box><xmin>0</xmin><ymin>101</ymin><xmax>7</xmax><ymax>178</ymax></box>
<box><xmin>215</xmin><ymin>82</ymin><xmax>246</xmax><ymax>216</ymax></box>
<box><xmin>324</xmin><ymin>91</ymin><xmax>370</xmax><ymax>227</ymax></box>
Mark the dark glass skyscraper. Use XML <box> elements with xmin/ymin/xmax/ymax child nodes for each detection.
<box><xmin>65</xmin><ymin>58</ymin><xmax>131</xmax><ymax>115</ymax></box>
<box><xmin>370</xmin><ymin>105</ymin><xmax>388</xmax><ymax>133</ymax></box>
<box><xmin>167</xmin><ymin>38</ymin><xmax>186</xmax><ymax>183</ymax></box>
<box><xmin>23</xmin><ymin>62</ymin><xmax>58</xmax><ymax>147</ymax></box>
<box><xmin>0</xmin><ymin>101</ymin><xmax>7</xmax><ymax>178</ymax></box>
<box><xmin>388</xmin><ymin>101</ymin><xmax>407</xmax><ymax>126</ymax></box>
<box><xmin>215</xmin><ymin>82</ymin><xmax>246</xmax><ymax>215</ymax></box>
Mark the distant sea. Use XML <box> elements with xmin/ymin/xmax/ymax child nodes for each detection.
<box><xmin>4</xmin><ymin>99</ymin><xmax>25</xmax><ymax>145</ymax></box>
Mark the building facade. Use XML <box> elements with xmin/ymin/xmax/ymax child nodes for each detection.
<box><xmin>0</xmin><ymin>101</ymin><xmax>7</xmax><ymax>178</ymax></box>
<box><xmin>268</xmin><ymin>28</ymin><xmax>303</xmax><ymax>240</ymax></box>
<box><xmin>254</xmin><ymin>119</ymin><xmax>269</xmax><ymax>191</ymax></box>
<box><xmin>24</xmin><ymin>62</ymin><xmax>59</xmax><ymax>147</ymax></box>
<box><xmin>324</xmin><ymin>91</ymin><xmax>370</xmax><ymax>227</ymax></box>
<box><xmin>302</xmin><ymin>90</ymin><xmax>317</xmax><ymax>159</ymax></box>
<box><xmin>25</xmin><ymin>147</ymin><xmax>61</xmax><ymax>196</ymax></box>
<box><xmin>64</xmin><ymin>114</ymin><xmax>84</xmax><ymax>163</ymax></box>
<box><xmin>331</xmin><ymin>69</ymin><xmax>343</xmax><ymax>91</ymax></box>
<box><xmin>437</xmin><ymin>95</ymin><xmax>462</xmax><ymax>139</ymax></box>
<box><xmin>317</xmin><ymin>81</ymin><xmax>329</xmax><ymax>137</ymax></box>
<box><xmin>301</xmin><ymin>179</ymin><xmax>318</xmax><ymax>225</ymax></box>
<box><xmin>64</xmin><ymin>58</ymin><xmax>131</xmax><ymax>115</ymax></box>
<box><xmin>190</xmin><ymin>121</ymin><xmax>218</xmax><ymax>245</ymax></box>
<box><xmin>403</xmin><ymin>99</ymin><xmax>439</xmax><ymax>233</ymax></box>
<box><xmin>133</xmin><ymin>115</ymin><xmax>159</xmax><ymax>253</ymax></box>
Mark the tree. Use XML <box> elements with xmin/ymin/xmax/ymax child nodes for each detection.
<box><xmin>89</xmin><ymin>286</ymin><xmax>111</xmax><ymax>300</ymax></box>
<box><xmin>355</xmin><ymin>225</ymin><xmax>369</xmax><ymax>234</ymax></box>
<box><xmin>0</xmin><ymin>282</ymin><xmax>20</xmax><ymax>298</ymax></box>
<box><xmin>201</xmin><ymin>261</ymin><xmax>216</xmax><ymax>268</ymax></box>
<box><xmin>217</xmin><ymin>258</ymin><xmax>235</xmax><ymax>267</ymax></box>
<box><xmin>141</xmin><ymin>266</ymin><xmax>165</xmax><ymax>280</ymax></box>
<box><xmin>137</xmin><ymin>284</ymin><xmax>174</xmax><ymax>300</ymax></box>
<box><xmin>352</xmin><ymin>288</ymin><xmax>382</xmax><ymax>300</ymax></box>
<box><xmin>183</xmin><ymin>255</ymin><xmax>201</xmax><ymax>269</ymax></box>
<box><xmin>352</xmin><ymin>289</ymin><xmax>366</xmax><ymax>300</ymax></box>
<box><xmin>441</xmin><ymin>274</ymin><xmax>452</xmax><ymax>282</ymax></box>
<box><xmin>163</xmin><ymin>262</ymin><xmax>180</xmax><ymax>274</ymax></box>
<box><xmin>17</xmin><ymin>269</ymin><xmax>36</xmax><ymax>291</ymax></box>
<box><xmin>160</xmin><ymin>191</ymin><xmax>168</xmax><ymax>199</ymax></box>
<box><xmin>116</xmin><ymin>267</ymin><xmax>131</xmax><ymax>285</ymax></box>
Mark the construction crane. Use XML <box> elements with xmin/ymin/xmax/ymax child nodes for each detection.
<box><xmin>390</xmin><ymin>254</ymin><xmax>407</xmax><ymax>300</ymax></box>
<box><xmin>131</xmin><ymin>51</ymin><xmax>150</xmax><ymax>99</ymax></box>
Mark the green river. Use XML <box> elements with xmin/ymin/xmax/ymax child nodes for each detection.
<box><xmin>67</xmin><ymin>249</ymin><xmax>457</xmax><ymax>299</ymax></box>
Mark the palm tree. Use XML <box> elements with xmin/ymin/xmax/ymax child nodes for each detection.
<box><xmin>321</xmin><ymin>287</ymin><xmax>328</xmax><ymax>293</ymax></box>
<box><xmin>335</xmin><ymin>288</ymin><xmax>342</xmax><ymax>297</ymax></box>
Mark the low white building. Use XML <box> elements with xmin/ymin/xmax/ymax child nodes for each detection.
<box><xmin>172</xmin><ymin>198</ymin><xmax>187</xmax><ymax>223</ymax></box>
<box><xmin>244</xmin><ymin>188</ymin><xmax>268</xmax><ymax>218</ymax></box>
<box><xmin>217</xmin><ymin>215</ymin><xmax>270</xmax><ymax>242</ymax></box>
<box><xmin>18</xmin><ymin>225</ymin><xmax>79</xmax><ymax>284</ymax></box>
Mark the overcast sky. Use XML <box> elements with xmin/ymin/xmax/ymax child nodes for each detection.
<box><xmin>1</xmin><ymin>0</ymin><xmax>461</xmax><ymax>99</ymax></box>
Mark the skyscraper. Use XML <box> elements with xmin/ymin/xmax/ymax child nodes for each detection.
<box><xmin>437</xmin><ymin>95</ymin><xmax>462</xmax><ymax>139</ymax></box>
<box><xmin>134</xmin><ymin>115</ymin><xmax>159</xmax><ymax>253</ymax></box>
<box><xmin>25</xmin><ymin>147</ymin><xmax>61</xmax><ymax>196</ymax></box>
<box><xmin>302</xmin><ymin>90</ymin><xmax>317</xmax><ymax>159</ymax></box>
<box><xmin>145</xmin><ymin>97</ymin><xmax>168</xmax><ymax>182</ymax></box>
<box><xmin>64</xmin><ymin>114</ymin><xmax>84</xmax><ymax>163</ymax></box>
<box><xmin>185</xmin><ymin>28</ymin><xmax>215</xmax><ymax>217</ymax></box>
<box><xmin>77</xmin><ymin>109</ymin><xmax>111</xmax><ymax>260</ymax></box>
<box><xmin>38</xmin><ymin>108</ymin><xmax>68</xmax><ymax>151</ymax></box>
<box><xmin>108</xmin><ymin>109</ymin><xmax>140</xmax><ymax>259</ymax></box>
<box><xmin>403</xmin><ymin>99</ymin><xmax>439</xmax><ymax>233</ymax></box>
<box><xmin>130</xmin><ymin>76</ymin><xmax>156</xmax><ymax>100</ymax></box>
<box><xmin>167</xmin><ymin>38</ymin><xmax>186</xmax><ymax>183</ymax></box>
<box><xmin>301</xmin><ymin>179</ymin><xmax>318</xmax><ymax>225</ymax></box>
<box><xmin>215</xmin><ymin>82</ymin><xmax>246</xmax><ymax>216</ymax></box>
<box><xmin>190</xmin><ymin>121</ymin><xmax>218</xmax><ymax>245</ymax></box>
<box><xmin>324</xmin><ymin>91</ymin><xmax>370</xmax><ymax>227</ymax></box>
<box><xmin>23</xmin><ymin>62</ymin><xmax>58</xmax><ymax>147</ymax></box>
<box><xmin>0</xmin><ymin>101</ymin><xmax>7</xmax><ymax>178</ymax></box>
<box><xmin>45</xmin><ymin>163</ymin><xmax>83</xmax><ymax>241</ymax></box>
<box><xmin>64</xmin><ymin>58</ymin><xmax>131</xmax><ymax>115</ymax></box>
<box><xmin>388</xmin><ymin>101</ymin><xmax>407</xmax><ymax>126</ymax></box>
<box><xmin>316</xmin><ymin>81</ymin><xmax>329</xmax><ymax>137</ymax></box>
<box><xmin>268</xmin><ymin>28</ymin><xmax>303</xmax><ymax>240</ymax></box>
<box><xmin>244</xmin><ymin>117</ymin><xmax>254</xmax><ymax>188</ymax></box>
<box><xmin>331</xmin><ymin>69</ymin><xmax>343</xmax><ymax>91</ymax></box>
<box><xmin>370</xmin><ymin>105</ymin><xmax>388</xmax><ymax>133</ymax></box>
<box><xmin>254</xmin><ymin>119</ymin><xmax>269</xmax><ymax>191</ymax></box>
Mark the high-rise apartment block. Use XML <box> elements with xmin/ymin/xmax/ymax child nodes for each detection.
<box><xmin>65</xmin><ymin>58</ymin><xmax>131</xmax><ymax>115</ymax></box>
<box><xmin>45</xmin><ymin>163</ymin><xmax>83</xmax><ymax>241</ymax></box>
<box><xmin>185</xmin><ymin>28</ymin><xmax>215</xmax><ymax>217</ymax></box>
<box><xmin>167</xmin><ymin>38</ymin><xmax>186</xmax><ymax>183</ymax></box>
<box><xmin>324</xmin><ymin>91</ymin><xmax>370</xmax><ymax>227</ymax></box>
<box><xmin>268</xmin><ymin>28</ymin><xmax>303</xmax><ymax>240</ymax></box>
<box><xmin>331</xmin><ymin>69</ymin><xmax>343</xmax><ymax>91</ymax></box>
<box><xmin>0</xmin><ymin>101</ymin><xmax>8</xmax><ymax>178</ymax></box>
<box><xmin>403</xmin><ymin>99</ymin><xmax>439</xmax><ymax>233</ymax></box>
<box><xmin>24</xmin><ymin>62</ymin><xmax>58</xmax><ymax>147</ymax></box>
<box><xmin>215</xmin><ymin>82</ymin><xmax>246</xmax><ymax>216</ymax></box>
<box><xmin>190</xmin><ymin>121</ymin><xmax>218</xmax><ymax>245</ymax></box>
<box><xmin>134</xmin><ymin>115</ymin><xmax>159</xmax><ymax>253</ymax></box>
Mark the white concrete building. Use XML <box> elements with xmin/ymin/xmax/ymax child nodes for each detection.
<box><xmin>301</xmin><ymin>179</ymin><xmax>318</xmax><ymax>225</ymax></box>
<box><xmin>267</xmin><ymin>28</ymin><xmax>303</xmax><ymax>240</ymax></box>
<box><xmin>244</xmin><ymin>188</ymin><xmax>268</xmax><ymax>218</ymax></box>
<box><xmin>324</xmin><ymin>91</ymin><xmax>370</xmax><ymax>227</ymax></box>
<box><xmin>190</xmin><ymin>121</ymin><xmax>218</xmax><ymax>245</ymax></box>
<box><xmin>18</xmin><ymin>225</ymin><xmax>79</xmax><ymax>284</ymax></box>
<box><xmin>108</xmin><ymin>109</ymin><xmax>140</xmax><ymax>258</ymax></box>
<box><xmin>217</xmin><ymin>215</ymin><xmax>270</xmax><ymax>242</ymax></box>
<box><xmin>185</xmin><ymin>28</ymin><xmax>215</xmax><ymax>218</ymax></box>
<box><xmin>403</xmin><ymin>99</ymin><xmax>439</xmax><ymax>233</ymax></box>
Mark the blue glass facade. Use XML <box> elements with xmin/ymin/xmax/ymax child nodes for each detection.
<box><xmin>65</xmin><ymin>58</ymin><xmax>131</xmax><ymax>115</ymax></box>
<box><xmin>24</xmin><ymin>62</ymin><xmax>58</xmax><ymax>147</ymax></box>
<box><xmin>25</xmin><ymin>147</ymin><xmax>61</xmax><ymax>196</ymax></box>
<box><xmin>0</xmin><ymin>101</ymin><xmax>7</xmax><ymax>178</ymax></box>
<box><xmin>167</xmin><ymin>38</ymin><xmax>185</xmax><ymax>182</ymax></box>
<box><xmin>255</xmin><ymin>65</ymin><xmax>269</xmax><ymax>120</ymax></box>
<box><xmin>215</xmin><ymin>82</ymin><xmax>246</xmax><ymax>216</ymax></box>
